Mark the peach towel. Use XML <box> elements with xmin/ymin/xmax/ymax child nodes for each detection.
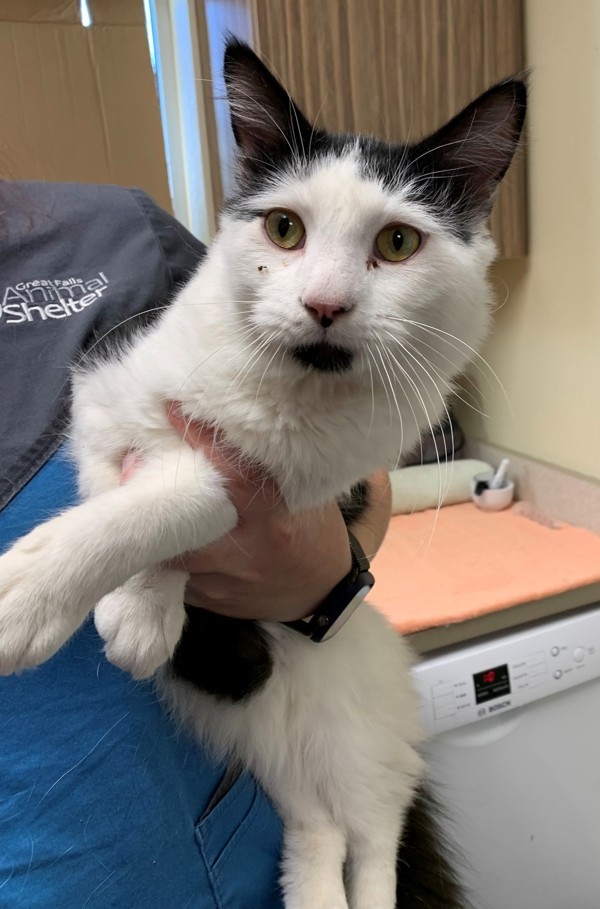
<box><xmin>371</xmin><ymin>503</ymin><xmax>600</xmax><ymax>634</ymax></box>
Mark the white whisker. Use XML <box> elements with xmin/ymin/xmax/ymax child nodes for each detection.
<box><xmin>375</xmin><ymin>342</ymin><xmax>446</xmax><ymax>547</ymax></box>
<box><xmin>394</xmin><ymin>340</ymin><xmax>454</xmax><ymax>508</ymax></box>
<box><xmin>370</xmin><ymin>339</ymin><xmax>405</xmax><ymax>469</ymax></box>
<box><xmin>386</xmin><ymin>315</ymin><xmax>513</xmax><ymax>417</ymax></box>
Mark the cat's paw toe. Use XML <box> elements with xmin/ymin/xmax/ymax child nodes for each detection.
<box><xmin>0</xmin><ymin>551</ymin><xmax>81</xmax><ymax>673</ymax></box>
<box><xmin>0</xmin><ymin>616</ymin><xmax>66</xmax><ymax>674</ymax></box>
<box><xmin>95</xmin><ymin>589</ymin><xmax>185</xmax><ymax>680</ymax></box>
<box><xmin>101</xmin><ymin>623</ymin><xmax>173</xmax><ymax>679</ymax></box>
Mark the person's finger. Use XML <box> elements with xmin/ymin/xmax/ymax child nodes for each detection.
<box><xmin>120</xmin><ymin>450</ymin><xmax>143</xmax><ymax>484</ymax></box>
<box><xmin>166</xmin><ymin>401</ymin><xmax>279</xmax><ymax>501</ymax></box>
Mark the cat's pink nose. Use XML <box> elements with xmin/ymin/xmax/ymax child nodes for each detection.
<box><xmin>304</xmin><ymin>300</ymin><xmax>350</xmax><ymax>328</ymax></box>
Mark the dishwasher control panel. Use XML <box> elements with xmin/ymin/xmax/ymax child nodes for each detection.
<box><xmin>412</xmin><ymin>606</ymin><xmax>600</xmax><ymax>734</ymax></box>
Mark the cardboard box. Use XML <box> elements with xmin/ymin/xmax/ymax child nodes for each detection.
<box><xmin>0</xmin><ymin>0</ymin><xmax>171</xmax><ymax>210</ymax></box>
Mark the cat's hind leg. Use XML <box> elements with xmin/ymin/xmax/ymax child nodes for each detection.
<box><xmin>279</xmin><ymin>797</ymin><xmax>349</xmax><ymax>909</ymax></box>
<box><xmin>345</xmin><ymin>812</ymin><xmax>405</xmax><ymax>909</ymax></box>
<box><xmin>283</xmin><ymin>767</ymin><xmax>413</xmax><ymax>909</ymax></box>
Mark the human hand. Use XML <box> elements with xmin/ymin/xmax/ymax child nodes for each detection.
<box><xmin>163</xmin><ymin>404</ymin><xmax>353</xmax><ymax>622</ymax></box>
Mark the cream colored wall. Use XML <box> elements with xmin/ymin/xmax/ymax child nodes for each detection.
<box><xmin>457</xmin><ymin>0</ymin><xmax>600</xmax><ymax>481</ymax></box>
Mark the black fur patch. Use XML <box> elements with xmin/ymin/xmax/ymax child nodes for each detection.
<box><xmin>169</xmin><ymin>607</ymin><xmax>273</xmax><ymax>702</ymax></box>
<box><xmin>396</xmin><ymin>785</ymin><xmax>471</xmax><ymax>908</ymax></box>
<box><xmin>290</xmin><ymin>342</ymin><xmax>354</xmax><ymax>373</ymax></box>
<box><xmin>337</xmin><ymin>481</ymin><xmax>370</xmax><ymax>526</ymax></box>
<box><xmin>168</xmin><ymin>481</ymin><xmax>371</xmax><ymax>701</ymax></box>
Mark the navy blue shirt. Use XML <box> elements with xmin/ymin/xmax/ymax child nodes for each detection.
<box><xmin>0</xmin><ymin>182</ymin><xmax>283</xmax><ymax>908</ymax></box>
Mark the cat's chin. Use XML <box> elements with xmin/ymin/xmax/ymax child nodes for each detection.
<box><xmin>289</xmin><ymin>343</ymin><xmax>354</xmax><ymax>374</ymax></box>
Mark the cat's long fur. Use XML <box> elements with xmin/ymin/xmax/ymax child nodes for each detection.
<box><xmin>0</xmin><ymin>41</ymin><xmax>525</xmax><ymax>908</ymax></box>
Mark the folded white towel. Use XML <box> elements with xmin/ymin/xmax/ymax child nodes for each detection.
<box><xmin>389</xmin><ymin>460</ymin><xmax>492</xmax><ymax>514</ymax></box>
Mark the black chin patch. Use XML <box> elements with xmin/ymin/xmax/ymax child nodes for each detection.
<box><xmin>290</xmin><ymin>343</ymin><xmax>354</xmax><ymax>373</ymax></box>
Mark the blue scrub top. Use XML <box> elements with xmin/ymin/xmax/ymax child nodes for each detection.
<box><xmin>0</xmin><ymin>182</ymin><xmax>284</xmax><ymax>908</ymax></box>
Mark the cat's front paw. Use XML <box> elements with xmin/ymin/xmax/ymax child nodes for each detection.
<box><xmin>0</xmin><ymin>533</ymin><xmax>87</xmax><ymax>674</ymax></box>
<box><xmin>94</xmin><ymin>570</ymin><xmax>187</xmax><ymax>679</ymax></box>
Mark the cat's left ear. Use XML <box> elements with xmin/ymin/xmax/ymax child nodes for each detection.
<box><xmin>411</xmin><ymin>79</ymin><xmax>527</xmax><ymax>223</ymax></box>
<box><xmin>223</xmin><ymin>39</ymin><xmax>313</xmax><ymax>167</ymax></box>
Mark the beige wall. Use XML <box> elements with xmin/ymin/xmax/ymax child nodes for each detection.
<box><xmin>458</xmin><ymin>0</ymin><xmax>600</xmax><ymax>481</ymax></box>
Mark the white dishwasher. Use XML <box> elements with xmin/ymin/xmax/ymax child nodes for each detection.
<box><xmin>411</xmin><ymin>604</ymin><xmax>600</xmax><ymax>909</ymax></box>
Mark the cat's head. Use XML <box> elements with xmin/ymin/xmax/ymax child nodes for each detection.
<box><xmin>214</xmin><ymin>39</ymin><xmax>525</xmax><ymax>435</ymax></box>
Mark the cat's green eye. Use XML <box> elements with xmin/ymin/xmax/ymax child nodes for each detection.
<box><xmin>375</xmin><ymin>224</ymin><xmax>421</xmax><ymax>262</ymax></box>
<box><xmin>265</xmin><ymin>210</ymin><xmax>305</xmax><ymax>250</ymax></box>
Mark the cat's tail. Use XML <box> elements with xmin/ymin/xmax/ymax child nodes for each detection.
<box><xmin>396</xmin><ymin>785</ymin><xmax>473</xmax><ymax>908</ymax></box>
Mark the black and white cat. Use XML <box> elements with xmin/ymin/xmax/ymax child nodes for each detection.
<box><xmin>0</xmin><ymin>41</ymin><xmax>525</xmax><ymax>908</ymax></box>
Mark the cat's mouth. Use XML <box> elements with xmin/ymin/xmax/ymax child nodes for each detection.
<box><xmin>289</xmin><ymin>343</ymin><xmax>354</xmax><ymax>373</ymax></box>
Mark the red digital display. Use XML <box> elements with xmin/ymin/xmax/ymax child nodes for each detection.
<box><xmin>473</xmin><ymin>664</ymin><xmax>511</xmax><ymax>704</ymax></box>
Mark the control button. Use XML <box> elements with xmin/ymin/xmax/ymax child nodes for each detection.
<box><xmin>528</xmin><ymin>662</ymin><xmax>547</xmax><ymax>679</ymax></box>
<box><xmin>432</xmin><ymin>683</ymin><xmax>453</xmax><ymax>698</ymax></box>
<box><xmin>527</xmin><ymin>652</ymin><xmax>546</xmax><ymax>668</ymax></box>
<box><xmin>554</xmin><ymin>669</ymin><xmax>563</xmax><ymax>680</ymax></box>
<box><xmin>551</xmin><ymin>646</ymin><xmax>560</xmax><ymax>657</ymax></box>
<box><xmin>434</xmin><ymin>704</ymin><xmax>456</xmax><ymax>720</ymax></box>
<box><xmin>573</xmin><ymin>647</ymin><xmax>585</xmax><ymax>663</ymax></box>
<box><xmin>433</xmin><ymin>693</ymin><xmax>455</xmax><ymax>710</ymax></box>
<box><xmin>529</xmin><ymin>676</ymin><xmax>547</xmax><ymax>689</ymax></box>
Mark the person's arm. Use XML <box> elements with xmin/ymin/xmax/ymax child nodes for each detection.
<box><xmin>165</xmin><ymin>408</ymin><xmax>391</xmax><ymax>623</ymax></box>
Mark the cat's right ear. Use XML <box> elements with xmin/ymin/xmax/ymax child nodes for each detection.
<box><xmin>411</xmin><ymin>79</ymin><xmax>527</xmax><ymax>224</ymax></box>
<box><xmin>223</xmin><ymin>39</ymin><xmax>313</xmax><ymax>165</ymax></box>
